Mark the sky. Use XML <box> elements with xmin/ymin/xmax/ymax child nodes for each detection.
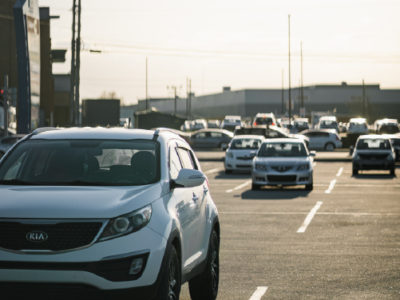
<box><xmin>40</xmin><ymin>0</ymin><xmax>400</xmax><ymax>105</ymax></box>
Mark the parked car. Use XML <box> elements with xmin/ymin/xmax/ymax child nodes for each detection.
<box><xmin>251</xmin><ymin>138</ymin><xmax>315</xmax><ymax>190</ymax></box>
<box><xmin>221</xmin><ymin>115</ymin><xmax>242</xmax><ymax>132</ymax></box>
<box><xmin>300</xmin><ymin>129</ymin><xmax>342</xmax><ymax>151</ymax></box>
<box><xmin>347</xmin><ymin>118</ymin><xmax>369</xmax><ymax>134</ymax></box>
<box><xmin>376</xmin><ymin>119</ymin><xmax>399</xmax><ymax>134</ymax></box>
<box><xmin>207</xmin><ymin>119</ymin><xmax>221</xmax><ymax>129</ymax></box>
<box><xmin>352</xmin><ymin>135</ymin><xmax>395</xmax><ymax>176</ymax></box>
<box><xmin>386</xmin><ymin>133</ymin><xmax>400</xmax><ymax>161</ymax></box>
<box><xmin>191</xmin><ymin>129</ymin><xmax>233</xmax><ymax>150</ymax></box>
<box><xmin>252</xmin><ymin>113</ymin><xmax>277</xmax><ymax>127</ymax></box>
<box><xmin>181</xmin><ymin>120</ymin><xmax>195</xmax><ymax>131</ymax></box>
<box><xmin>192</xmin><ymin>119</ymin><xmax>208</xmax><ymax>130</ymax></box>
<box><xmin>0</xmin><ymin>134</ymin><xmax>26</xmax><ymax>159</ymax></box>
<box><xmin>316</xmin><ymin>116</ymin><xmax>339</xmax><ymax>133</ymax></box>
<box><xmin>234</xmin><ymin>126</ymin><xmax>309</xmax><ymax>149</ymax></box>
<box><xmin>0</xmin><ymin>127</ymin><xmax>220</xmax><ymax>300</ymax></box>
<box><xmin>224</xmin><ymin>135</ymin><xmax>265</xmax><ymax>173</ymax></box>
<box><xmin>293</xmin><ymin>118</ymin><xmax>310</xmax><ymax>133</ymax></box>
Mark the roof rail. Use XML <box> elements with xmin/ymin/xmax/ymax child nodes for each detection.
<box><xmin>31</xmin><ymin>127</ymin><xmax>60</xmax><ymax>135</ymax></box>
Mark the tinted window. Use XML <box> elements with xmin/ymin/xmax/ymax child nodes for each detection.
<box><xmin>258</xmin><ymin>142</ymin><xmax>307</xmax><ymax>157</ymax></box>
<box><xmin>0</xmin><ymin>139</ymin><xmax>160</xmax><ymax>186</ymax></box>
<box><xmin>210</xmin><ymin>132</ymin><xmax>223</xmax><ymax>138</ymax></box>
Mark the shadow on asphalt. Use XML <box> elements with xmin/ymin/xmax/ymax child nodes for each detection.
<box><xmin>241</xmin><ymin>187</ymin><xmax>311</xmax><ymax>200</ymax></box>
<box><xmin>215</xmin><ymin>171</ymin><xmax>250</xmax><ymax>179</ymax></box>
<box><xmin>353</xmin><ymin>173</ymin><xmax>396</xmax><ymax>179</ymax></box>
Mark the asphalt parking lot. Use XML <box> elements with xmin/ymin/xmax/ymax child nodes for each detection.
<box><xmin>180</xmin><ymin>152</ymin><xmax>400</xmax><ymax>299</ymax></box>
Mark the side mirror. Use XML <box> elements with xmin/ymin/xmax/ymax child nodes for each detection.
<box><xmin>172</xmin><ymin>168</ymin><xmax>206</xmax><ymax>188</ymax></box>
<box><xmin>349</xmin><ymin>146</ymin><xmax>354</xmax><ymax>155</ymax></box>
<box><xmin>221</xmin><ymin>143</ymin><xmax>229</xmax><ymax>151</ymax></box>
<box><xmin>309</xmin><ymin>151</ymin><xmax>316</xmax><ymax>157</ymax></box>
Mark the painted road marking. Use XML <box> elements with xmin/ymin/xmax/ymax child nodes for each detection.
<box><xmin>325</xmin><ymin>179</ymin><xmax>337</xmax><ymax>194</ymax></box>
<box><xmin>249</xmin><ymin>286</ymin><xmax>268</xmax><ymax>300</ymax></box>
<box><xmin>226</xmin><ymin>180</ymin><xmax>252</xmax><ymax>193</ymax></box>
<box><xmin>204</xmin><ymin>168</ymin><xmax>222</xmax><ymax>175</ymax></box>
<box><xmin>336</xmin><ymin>167</ymin><xmax>343</xmax><ymax>177</ymax></box>
<box><xmin>297</xmin><ymin>201</ymin><xmax>323</xmax><ymax>233</ymax></box>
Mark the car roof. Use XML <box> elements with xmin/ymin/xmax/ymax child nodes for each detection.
<box><xmin>28</xmin><ymin>127</ymin><xmax>189</xmax><ymax>145</ymax></box>
<box><xmin>232</xmin><ymin>135</ymin><xmax>265</xmax><ymax>140</ymax></box>
<box><xmin>263</xmin><ymin>138</ymin><xmax>304</xmax><ymax>144</ymax></box>
<box><xmin>358</xmin><ymin>134</ymin><xmax>390</xmax><ymax>140</ymax></box>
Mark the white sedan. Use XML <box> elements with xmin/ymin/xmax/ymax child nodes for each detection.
<box><xmin>224</xmin><ymin>135</ymin><xmax>264</xmax><ymax>173</ymax></box>
<box><xmin>252</xmin><ymin>139</ymin><xmax>315</xmax><ymax>190</ymax></box>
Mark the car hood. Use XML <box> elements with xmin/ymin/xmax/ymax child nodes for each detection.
<box><xmin>255</xmin><ymin>156</ymin><xmax>311</xmax><ymax>166</ymax></box>
<box><xmin>0</xmin><ymin>183</ymin><xmax>162</xmax><ymax>219</ymax></box>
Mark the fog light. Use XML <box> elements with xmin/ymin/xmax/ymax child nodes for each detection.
<box><xmin>129</xmin><ymin>257</ymin><xmax>144</xmax><ymax>275</ymax></box>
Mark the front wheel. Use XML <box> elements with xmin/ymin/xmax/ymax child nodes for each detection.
<box><xmin>189</xmin><ymin>230</ymin><xmax>219</xmax><ymax>300</ymax></box>
<box><xmin>155</xmin><ymin>245</ymin><xmax>181</xmax><ymax>300</ymax></box>
<box><xmin>352</xmin><ymin>167</ymin><xmax>358</xmax><ymax>176</ymax></box>
<box><xmin>390</xmin><ymin>167</ymin><xmax>395</xmax><ymax>176</ymax></box>
<box><xmin>305</xmin><ymin>182</ymin><xmax>313</xmax><ymax>190</ymax></box>
<box><xmin>325</xmin><ymin>143</ymin><xmax>335</xmax><ymax>151</ymax></box>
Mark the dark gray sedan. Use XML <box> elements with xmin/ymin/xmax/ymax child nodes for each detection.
<box><xmin>190</xmin><ymin>129</ymin><xmax>233</xmax><ymax>150</ymax></box>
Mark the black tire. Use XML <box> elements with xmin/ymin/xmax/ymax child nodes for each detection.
<box><xmin>352</xmin><ymin>168</ymin><xmax>358</xmax><ymax>176</ymax></box>
<box><xmin>305</xmin><ymin>183</ymin><xmax>313</xmax><ymax>190</ymax></box>
<box><xmin>189</xmin><ymin>230</ymin><xmax>219</xmax><ymax>300</ymax></box>
<box><xmin>252</xmin><ymin>183</ymin><xmax>260</xmax><ymax>190</ymax></box>
<box><xmin>155</xmin><ymin>245</ymin><xmax>181</xmax><ymax>300</ymax></box>
<box><xmin>324</xmin><ymin>142</ymin><xmax>335</xmax><ymax>151</ymax></box>
<box><xmin>225</xmin><ymin>169</ymin><xmax>232</xmax><ymax>174</ymax></box>
<box><xmin>390</xmin><ymin>167</ymin><xmax>395</xmax><ymax>176</ymax></box>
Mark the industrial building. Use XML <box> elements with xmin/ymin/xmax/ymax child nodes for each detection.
<box><xmin>137</xmin><ymin>83</ymin><xmax>400</xmax><ymax>122</ymax></box>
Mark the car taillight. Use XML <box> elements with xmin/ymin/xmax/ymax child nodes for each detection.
<box><xmin>253</xmin><ymin>122</ymin><xmax>257</xmax><ymax>126</ymax></box>
<box><xmin>271</xmin><ymin>122</ymin><xmax>275</xmax><ymax>126</ymax></box>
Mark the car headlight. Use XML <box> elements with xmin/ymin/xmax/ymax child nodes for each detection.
<box><xmin>354</xmin><ymin>154</ymin><xmax>360</xmax><ymax>160</ymax></box>
<box><xmin>99</xmin><ymin>205</ymin><xmax>152</xmax><ymax>241</ymax></box>
<box><xmin>387</xmin><ymin>154</ymin><xmax>394</xmax><ymax>160</ymax></box>
<box><xmin>297</xmin><ymin>163</ymin><xmax>309</xmax><ymax>171</ymax></box>
<box><xmin>227</xmin><ymin>152</ymin><xmax>234</xmax><ymax>158</ymax></box>
<box><xmin>255</xmin><ymin>163</ymin><xmax>267</xmax><ymax>171</ymax></box>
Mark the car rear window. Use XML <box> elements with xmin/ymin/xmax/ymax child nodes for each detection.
<box><xmin>356</xmin><ymin>139</ymin><xmax>391</xmax><ymax>150</ymax></box>
<box><xmin>230</xmin><ymin>138</ymin><xmax>262</xmax><ymax>150</ymax></box>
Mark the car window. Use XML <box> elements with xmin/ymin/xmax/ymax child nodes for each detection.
<box><xmin>210</xmin><ymin>132</ymin><xmax>222</xmax><ymax>138</ymax></box>
<box><xmin>177</xmin><ymin>148</ymin><xmax>195</xmax><ymax>169</ymax></box>
<box><xmin>194</xmin><ymin>132</ymin><xmax>207</xmax><ymax>139</ymax></box>
<box><xmin>258</xmin><ymin>142</ymin><xmax>307</xmax><ymax>157</ymax></box>
<box><xmin>0</xmin><ymin>139</ymin><xmax>160</xmax><ymax>186</ymax></box>
<box><xmin>169</xmin><ymin>146</ymin><xmax>182</xmax><ymax>179</ymax></box>
<box><xmin>231</xmin><ymin>138</ymin><xmax>262</xmax><ymax>150</ymax></box>
<box><xmin>356</xmin><ymin>139</ymin><xmax>391</xmax><ymax>150</ymax></box>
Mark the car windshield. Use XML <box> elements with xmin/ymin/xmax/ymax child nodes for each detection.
<box><xmin>255</xmin><ymin>117</ymin><xmax>273</xmax><ymax>125</ymax></box>
<box><xmin>0</xmin><ymin>139</ymin><xmax>160</xmax><ymax>186</ymax></box>
<box><xmin>230</xmin><ymin>138</ymin><xmax>262</xmax><ymax>150</ymax></box>
<box><xmin>258</xmin><ymin>142</ymin><xmax>307</xmax><ymax>157</ymax></box>
<box><xmin>356</xmin><ymin>139</ymin><xmax>391</xmax><ymax>150</ymax></box>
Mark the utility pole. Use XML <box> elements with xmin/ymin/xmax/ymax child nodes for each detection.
<box><xmin>288</xmin><ymin>14</ymin><xmax>292</xmax><ymax>123</ymax></box>
<box><xmin>75</xmin><ymin>0</ymin><xmax>81</xmax><ymax>125</ymax></box>
<box><xmin>300</xmin><ymin>41</ymin><xmax>304</xmax><ymax>117</ymax></box>
<box><xmin>3</xmin><ymin>75</ymin><xmax>8</xmax><ymax>137</ymax></box>
<box><xmin>69</xmin><ymin>0</ymin><xmax>77</xmax><ymax>126</ymax></box>
<box><xmin>186</xmin><ymin>78</ymin><xmax>192</xmax><ymax>119</ymax></box>
<box><xmin>145</xmin><ymin>57</ymin><xmax>148</xmax><ymax>110</ymax></box>
<box><xmin>362</xmin><ymin>79</ymin><xmax>366</xmax><ymax>117</ymax></box>
<box><xmin>281</xmin><ymin>69</ymin><xmax>284</xmax><ymax>115</ymax></box>
<box><xmin>173</xmin><ymin>86</ymin><xmax>177</xmax><ymax>116</ymax></box>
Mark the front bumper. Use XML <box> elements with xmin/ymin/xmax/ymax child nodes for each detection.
<box><xmin>225</xmin><ymin>157</ymin><xmax>253</xmax><ymax>171</ymax></box>
<box><xmin>0</xmin><ymin>226</ymin><xmax>167</xmax><ymax>292</ymax></box>
<box><xmin>252</xmin><ymin>170</ymin><xmax>313</xmax><ymax>186</ymax></box>
<box><xmin>353</xmin><ymin>159</ymin><xmax>394</xmax><ymax>170</ymax></box>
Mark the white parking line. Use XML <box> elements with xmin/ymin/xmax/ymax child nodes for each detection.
<box><xmin>204</xmin><ymin>168</ymin><xmax>222</xmax><ymax>175</ymax></box>
<box><xmin>297</xmin><ymin>201</ymin><xmax>323</xmax><ymax>233</ymax></box>
<box><xmin>325</xmin><ymin>179</ymin><xmax>337</xmax><ymax>194</ymax></box>
<box><xmin>226</xmin><ymin>180</ymin><xmax>252</xmax><ymax>193</ymax></box>
<box><xmin>249</xmin><ymin>286</ymin><xmax>268</xmax><ymax>300</ymax></box>
<box><xmin>336</xmin><ymin>167</ymin><xmax>343</xmax><ymax>177</ymax></box>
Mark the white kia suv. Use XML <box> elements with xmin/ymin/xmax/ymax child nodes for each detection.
<box><xmin>0</xmin><ymin>127</ymin><xmax>220</xmax><ymax>300</ymax></box>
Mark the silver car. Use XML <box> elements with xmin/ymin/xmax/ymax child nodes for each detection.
<box><xmin>252</xmin><ymin>139</ymin><xmax>315</xmax><ymax>190</ymax></box>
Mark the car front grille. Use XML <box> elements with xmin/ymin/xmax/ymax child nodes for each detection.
<box><xmin>271</xmin><ymin>166</ymin><xmax>293</xmax><ymax>172</ymax></box>
<box><xmin>267</xmin><ymin>175</ymin><xmax>296</xmax><ymax>182</ymax></box>
<box><xmin>0</xmin><ymin>220</ymin><xmax>104</xmax><ymax>252</ymax></box>
<box><xmin>237</xmin><ymin>156</ymin><xmax>254</xmax><ymax>160</ymax></box>
<box><xmin>359</xmin><ymin>154</ymin><xmax>388</xmax><ymax>160</ymax></box>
